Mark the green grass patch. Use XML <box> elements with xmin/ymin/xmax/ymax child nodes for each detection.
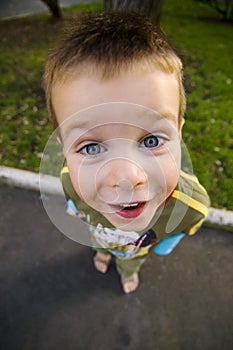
<box><xmin>161</xmin><ymin>0</ymin><xmax>233</xmax><ymax>210</ymax></box>
<box><xmin>0</xmin><ymin>0</ymin><xmax>232</xmax><ymax>209</ymax></box>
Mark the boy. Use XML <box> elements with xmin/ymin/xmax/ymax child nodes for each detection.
<box><xmin>43</xmin><ymin>11</ymin><xmax>210</xmax><ymax>294</ymax></box>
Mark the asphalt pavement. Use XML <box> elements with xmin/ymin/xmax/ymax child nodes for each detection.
<box><xmin>0</xmin><ymin>183</ymin><xmax>232</xmax><ymax>350</ymax></box>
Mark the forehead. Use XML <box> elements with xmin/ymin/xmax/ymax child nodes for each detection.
<box><xmin>52</xmin><ymin>66</ymin><xmax>180</xmax><ymax>127</ymax></box>
<box><xmin>59</xmin><ymin>103</ymin><xmax>179</xmax><ymax>148</ymax></box>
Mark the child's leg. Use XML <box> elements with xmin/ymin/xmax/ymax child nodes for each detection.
<box><xmin>93</xmin><ymin>248</ymin><xmax>111</xmax><ymax>274</ymax></box>
<box><xmin>91</xmin><ymin>232</ymin><xmax>112</xmax><ymax>273</ymax></box>
<box><xmin>120</xmin><ymin>273</ymin><xmax>139</xmax><ymax>294</ymax></box>
<box><xmin>116</xmin><ymin>255</ymin><xmax>147</xmax><ymax>294</ymax></box>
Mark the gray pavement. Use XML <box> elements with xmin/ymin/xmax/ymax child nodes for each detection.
<box><xmin>0</xmin><ymin>183</ymin><xmax>233</xmax><ymax>350</ymax></box>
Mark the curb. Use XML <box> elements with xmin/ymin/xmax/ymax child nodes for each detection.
<box><xmin>0</xmin><ymin>166</ymin><xmax>63</xmax><ymax>196</ymax></box>
<box><xmin>0</xmin><ymin>166</ymin><xmax>233</xmax><ymax>230</ymax></box>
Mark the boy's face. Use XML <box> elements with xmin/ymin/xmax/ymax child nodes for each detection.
<box><xmin>53</xmin><ymin>68</ymin><xmax>183</xmax><ymax>231</ymax></box>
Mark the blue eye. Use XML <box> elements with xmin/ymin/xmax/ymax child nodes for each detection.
<box><xmin>80</xmin><ymin>143</ymin><xmax>105</xmax><ymax>155</ymax></box>
<box><xmin>142</xmin><ymin>135</ymin><xmax>159</xmax><ymax>148</ymax></box>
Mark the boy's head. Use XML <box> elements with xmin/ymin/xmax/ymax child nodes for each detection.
<box><xmin>43</xmin><ymin>11</ymin><xmax>186</xmax><ymax>232</ymax></box>
<box><xmin>43</xmin><ymin>10</ymin><xmax>186</xmax><ymax>129</ymax></box>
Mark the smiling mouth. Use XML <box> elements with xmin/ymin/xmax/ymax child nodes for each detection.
<box><xmin>109</xmin><ymin>202</ymin><xmax>147</xmax><ymax>219</ymax></box>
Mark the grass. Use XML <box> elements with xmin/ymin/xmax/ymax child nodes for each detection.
<box><xmin>161</xmin><ymin>1</ymin><xmax>233</xmax><ymax>210</ymax></box>
<box><xmin>0</xmin><ymin>0</ymin><xmax>232</xmax><ymax>210</ymax></box>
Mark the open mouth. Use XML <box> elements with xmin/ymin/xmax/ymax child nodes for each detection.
<box><xmin>109</xmin><ymin>202</ymin><xmax>147</xmax><ymax>219</ymax></box>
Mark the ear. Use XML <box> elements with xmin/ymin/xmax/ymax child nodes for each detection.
<box><xmin>179</xmin><ymin>118</ymin><xmax>185</xmax><ymax>139</ymax></box>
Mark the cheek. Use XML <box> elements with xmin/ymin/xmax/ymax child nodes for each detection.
<box><xmin>146</xmin><ymin>148</ymin><xmax>180</xmax><ymax>194</ymax></box>
<box><xmin>160</xmin><ymin>152</ymin><xmax>181</xmax><ymax>192</ymax></box>
<box><xmin>67</xmin><ymin>157</ymin><xmax>88</xmax><ymax>200</ymax></box>
<box><xmin>164</xmin><ymin>166</ymin><xmax>180</xmax><ymax>192</ymax></box>
<box><xmin>67</xmin><ymin>157</ymin><xmax>99</xmax><ymax>203</ymax></box>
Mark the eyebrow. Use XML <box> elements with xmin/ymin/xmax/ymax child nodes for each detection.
<box><xmin>60</xmin><ymin>121</ymin><xmax>88</xmax><ymax>143</ymax></box>
<box><xmin>60</xmin><ymin>107</ymin><xmax>179</xmax><ymax>142</ymax></box>
<box><xmin>152</xmin><ymin>109</ymin><xmax>178</xmax><ymax>125</ymax></box>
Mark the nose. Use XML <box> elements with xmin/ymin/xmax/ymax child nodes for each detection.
<box><xmin>97</xmin><ymin>159</ymin><xmax>147</xmax><ymax>190</ymax></box>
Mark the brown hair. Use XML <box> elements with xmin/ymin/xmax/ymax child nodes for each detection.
<box><xmin>43</xmin><ymin>10</ymin><xmax>186</xmax><ymax>128</ymax></box>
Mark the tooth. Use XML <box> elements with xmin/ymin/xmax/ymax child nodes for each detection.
<box><xmin>120</xmin><ymin>203</ymin><xmax>139</xmax><ymax>208</ymax></box>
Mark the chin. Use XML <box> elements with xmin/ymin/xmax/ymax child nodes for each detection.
<box><xmin>111</xmin><ymin>217</ymin><xmax>151</xmax><ymax>232</ymax></box>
